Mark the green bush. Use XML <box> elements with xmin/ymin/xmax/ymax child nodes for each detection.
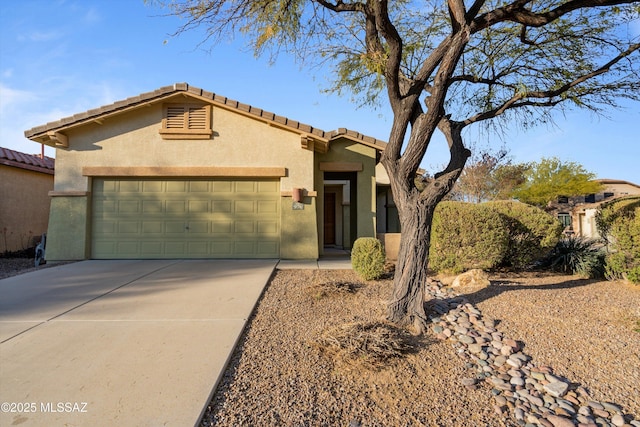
<box><xmin>542</xmin><ymin>236</ymin><xmax>606</xmax><ymax>278</ymax></box>
<box><xmin>351</xmin><ymin>238</ymin><xmax>386</xmax><ymax>280</ymax></box>
<box><xmin>485</xmin><ymin>201</ymin><xmax>563</xmax><ymax>268</ymax></box>
<box><xmin>597</xmin><ymin>197</ymin><xmax>640</xmax><ymax>284</ymax></box>
<box><xmin>429</xmin><ymin>202</ymin><xmax>510</xmax><ymax>274</ymax></box>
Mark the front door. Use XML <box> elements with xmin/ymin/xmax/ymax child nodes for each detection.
<box><xmin>324</xmin><ymin>192</ymin><xmax>336</xmax><ymax>245</ymax></box>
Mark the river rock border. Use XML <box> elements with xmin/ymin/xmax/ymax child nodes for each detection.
<box><xmin>425</xmin><ymin>280</ymin><xmax>639</xmax><ymax>427</ymax></box>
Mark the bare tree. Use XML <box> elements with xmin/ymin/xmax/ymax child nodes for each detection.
<box><xmin>153</xmin><ymin>0</ymin><xmax>640</xmax><ymax>332</ymax></box>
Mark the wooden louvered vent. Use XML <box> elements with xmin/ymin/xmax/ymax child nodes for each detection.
<box><xmin>160</xmin><ymin>103</ymin><xmax>213</xmax><ymax>139</ymax></box>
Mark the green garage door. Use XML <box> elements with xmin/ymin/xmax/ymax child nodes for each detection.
<box><xmin>91</xmin><ymin>178</ymin><xmax>280</xmax><ymax>259</ymax></box>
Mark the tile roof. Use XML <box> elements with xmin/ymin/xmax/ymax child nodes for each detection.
<box><xmin>24</xmin><ymin>83</ymin><xmax>387</xmax><ymax>150</ymax></box>
<box><xmin>0</xmin><ymin>146</ymin><xmax>55</xmax><ymax>174</ymax></box>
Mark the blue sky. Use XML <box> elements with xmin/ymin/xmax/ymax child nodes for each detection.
<box><xmin>1</xmin><ymin>0</ymin><xmax>638</xmax><ymax>183</ymax></box>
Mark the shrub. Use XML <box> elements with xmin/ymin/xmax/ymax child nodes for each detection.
<box><xmin>485</xmin><ymin>201</ymin><xmax>563</xmax><ymax>268</ymax></box>
<box><xmin>429</xmin><ymin>202</ymin><xmax>509</xmax><ymax>274</ymax></box>
<box><xmin>351</xmin><ymin>237</ymin><xmax>386</xmax><ymax>280</ymax></box>
<box><xmin>597</xmin><ymin>197</ymin><xmax>640</xmax><ymax>284</ymax></box>
<box><xmin>542</xmin><ymin>236</ymin><xmax>606</xmax><ymax>278</ymax></box>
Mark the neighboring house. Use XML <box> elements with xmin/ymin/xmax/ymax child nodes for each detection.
<box><xmin>548</xmin><ymin>179</ymin><xmax>640</xmax><ymax>239</ymax></box>
<box><xmin>0</xmin><ymin>146</ymin><xmax>54</xmax><ymax>253</ymax></box>
<box><xmin>24</xmin><ymin>83</ymin><xmax>390</xmax><ymax>261</ymax></box>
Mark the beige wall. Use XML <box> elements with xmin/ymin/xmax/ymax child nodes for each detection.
<box><xmin>0</xmin><ymin>165</ymin><xmax>53</xmax><ymax>253</ymax></box>
<box><xmin>47</xmin><ymin>100</ymin><xmax>321</xmax><ymax>260</ymax></box>
<box><xmin>603</xmin><ymin>182</ymin><xmax>640</xmax><ymax>197</ymax></box>
<box><xmin>53</xmin><ymin>104</ymin><xmax>314</xmax><ymax>192</ymax></box>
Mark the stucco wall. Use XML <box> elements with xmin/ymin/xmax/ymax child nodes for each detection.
<box><xmin>315</xmin><ymin>138</ymin><xmax>378</xmax><ymax>253</ymax></box>
<box><xmin>53</xmin><ymin>103</ymin><xmax>314</xmax><ymax>192</ymax></box>
<box><xmin>47</xmin><ymin>100</ymin><xmax>319</xmax><ymax>260</ymax></box>
<box><xmin>0</xmin><ymin>165</ymin><xmax>53</xmax><ymax>253</ymax></box>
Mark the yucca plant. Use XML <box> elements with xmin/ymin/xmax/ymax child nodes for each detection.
<box><xmin>544</xmin><ymin>236</ymin><xmax>606</xmax><ymax>278</ymax></box>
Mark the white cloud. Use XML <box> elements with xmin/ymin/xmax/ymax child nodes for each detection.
<box><xmin>0</xmin><ymin>84</ymin><xmax>38</xmax><ymax>116</ymax></box>
<box><xmin>16</xmin><ymin>30</ymin><xmax>63</xmax><ymax>42</ymax></box>
<box><xmin>82</xmin><ymin>7</ymin><xmax>101</xmax><ymax>24</ymax></box>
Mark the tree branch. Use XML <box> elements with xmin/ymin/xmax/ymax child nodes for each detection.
<box><xmin>462</xmin><ymin>42</ymin><xmax>640</xmax><ymax>125</ymax></box>
<box><xmin>471</xmin><ymin>0</ymin><xmax>637</xmax><ymax>33</ymax></box>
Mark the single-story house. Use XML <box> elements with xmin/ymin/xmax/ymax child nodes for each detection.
<box><xmin>0</xmin><ymin>146</ymin><xmax>54</xmax><ymax>253</ymax></box>
<box><xmin>25</xmin><ymin>83</ymin><xmax>399</xmax><ymax>261</ymax></box>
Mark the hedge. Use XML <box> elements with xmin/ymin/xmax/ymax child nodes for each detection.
<box><xmin>596</xmin><ymin>197</ymin><xmax>640</xmax><ymax>284</ymax></box>
<box><xmin>484</xmin><ymin>200</ymin><xmax>563</xmax><ymax>268</ymax></box>
<box><xmin>429</xmin><ymin>202</ymin><xmax>510</xmax><ymax>274</ymax></box>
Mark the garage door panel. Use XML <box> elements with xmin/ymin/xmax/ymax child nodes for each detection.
<box><xmin>166</xmin><ymin>181</ymin><xmax>187</xmax><ymax>192</ymax></box>
<box><xmin>92</xmin><ymin>178</ymin><xmax>280</xmax><ymax>259</ymax></box>
<box><xmin>189</xmin><ymin>181</ymin><xmax>210</xmax><ymax>192</ymax></box>
<box><xmin>212</xmin><ymin>200</ymin><xmax>232</xmax><ymax>213</ymax></box>
<box><xmin>258</xmin><ymin>221</ymin><xmax>278</xmax><ymax>234</ymax></box>
<box><xmin>142</xmin><ymin>222</ymin><xmax>163</xmax><ymax>234</ymax></box>
<box><xmin>188</xmin><ymin>200</ymin><xmax>209</xmax><ymax>213</ymax></box>
<box><xmin>142</xmin><ymin>181</ymin><xmax>163</xmax><ymax>192</ymax></box>
<box><xmin>211</xmin><ymin>220</ymin><xmax>232</xmax><ymax>234</ymax></box>
<box><xmin>119</xmin><ymin>181</ymin><xmax>141</xmax><ymax>192</ymax></box>
<box><xmin>235</xmin><ymin>200</ymin><xmax>255</xmax><ymax>213</ymax></box>
<box><xmin>234</xmin><ymin>221</ymin><xmax>255</xmax><ymax>234</ymax></box>
<box><xmin>143</xmin><ymin>200</ymin><xmax>163</xmax><ymax>213</ymax></box>
<box><xmin>258</xmin><ymin>181</ymin><xmax>279</xmax><ymax>193</ymax></box>
<box><xmin>118</xmin><ymin>221</ymin><xmax>139</xmax><ymax>234</ymax></box>
<box><xmin>235</xmin><ymin>181</ymin><xmax>256</xmax><ymax>193</ymax></box>
<box><xmin>213</xmin><ymin>181</ymin><xmax>232</xmax><ymax>192</ymax></box>
<box><xmin>141</xmin><ymin>241</ymin><xmax>163</xmax><ymax>255</ymax></box>
<box><xmin>165</xmin><ymin>222</ymin><xmax>186</xmax><ymax>234</ymax></box>
<box><xmin>166</xmin><ymin>200</ymin><xmax>187</xmax><ymax>214</ymax></box>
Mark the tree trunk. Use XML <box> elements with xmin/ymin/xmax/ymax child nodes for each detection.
<box><xmin>386</xmin><ymin>195</ymin><xmax>436</xmax><ymax>333</ymax></box>
<box><xmin>384</xmin><ymin>118</ymin><xmax>469</xmax><ymax>334</ymax></box>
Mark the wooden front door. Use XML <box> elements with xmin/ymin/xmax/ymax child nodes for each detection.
<box><xmin>324</xmin><ymin>192</ymin><xmax>336</xmax><ymax>245</ymax></box>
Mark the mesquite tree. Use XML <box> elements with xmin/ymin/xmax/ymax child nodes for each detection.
<box><xmin>155</xmin><ymin>0</ymin><xmax>640</xmax><ymax>332</ymax></box>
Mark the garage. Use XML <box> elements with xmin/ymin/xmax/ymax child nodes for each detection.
<box><xmin>91</xmin><ymin>178</ymin><xmax>280</xmax><ymax>259</ymax></box>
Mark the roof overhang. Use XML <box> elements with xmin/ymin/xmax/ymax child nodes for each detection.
<box><xmin>25</xmin><ymin>83</ymin><xmax>388</xmax><ymax>153</ymax></box>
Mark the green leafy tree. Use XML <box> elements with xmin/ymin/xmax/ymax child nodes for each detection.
<box><xmin>511</xmin><ymin>157</ymin><xmax>604</xmax><ymax>206</ymax></box>
<box><xmin>154</xmin><ymin>0</ymin><xmax>640</xmax><ymax>332</ymax></box>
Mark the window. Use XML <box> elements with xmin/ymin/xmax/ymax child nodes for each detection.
<box><xmin>584</xmin><ymin>194</ymin><xmax>596</xmax><ymax>203</ymax></box>
<box><xmin>557</xmin><ymin>196</ymin><xmax>568</xmax><ymax>204</ymax></box>
<box><xmin>558</xmin><ymin>213</ymin><xmax>571</xmax><ymax>229</ymax></box>
<box><xmin>159</xmin><ymin>103</ymin><xmax>213</xmax><ymax>139</ymax></box>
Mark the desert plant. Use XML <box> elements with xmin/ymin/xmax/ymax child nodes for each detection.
<box><xmin>543</xmin><ymin>236</ymin><xmax>606</xmax><ymax>278</ymax></box>
<box><xmin>351</xmin><ymin>238</ymin><xmax>386</xmax><ymax>281</ymax></box>
<box><xmin>596</xmin><ymin>197</ymin><xmax>640</xmax><ymax>284</ymax></box>
<box><xmin>430</xmin><ymin>202</ymin><xmax>510</xmax><ymax>274</ymax></box>
<box><xmin>485</xmin><ymin>201</ymin><xmax>563</xmax><ymax>268</ymax></box>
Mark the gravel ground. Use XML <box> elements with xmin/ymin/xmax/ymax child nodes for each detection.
<box><xmin>201</xmin><ymin>269</ymin><xmax>640</xmax><ymax>427</ymax></box>
<box><xmin>3</xmin><ymin>259</ymin><xmax>637</xmax><ymax>425</ymax></box>
<box><xmin>0</xmin><ymin>257</ymin><xmax>41</xmax><ymax>279</ymax></box>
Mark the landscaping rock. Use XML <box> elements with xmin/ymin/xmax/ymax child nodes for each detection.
<box><xmin>451</xmin><ymin>269</ymin><xmax>491</xmax><ymax>289</ymax></box>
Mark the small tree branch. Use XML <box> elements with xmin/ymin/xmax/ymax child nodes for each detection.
<box><xmin>471</xmin><ymin>0</ymin><xmax>637</xmax><ymax>33</ymax></box>
<box><xmin>463</xmin><ymin>42</ymin><xmax>640</xmax><ymax>125</ymax></box>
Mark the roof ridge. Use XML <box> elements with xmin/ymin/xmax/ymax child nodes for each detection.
<box><xmin>24</xmin><ymin>82</ymin><xmax>387</xmax><ymax>149</ymax></box>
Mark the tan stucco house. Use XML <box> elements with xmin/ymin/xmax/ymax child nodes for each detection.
<box><xmin>24</xmin><ymin>83</ymin><xmax>390</xmax><ymax>261</ymax></box>
<box><xmin>549</xmin><ymin>179</ymin><xmax>640</xmax><ymax>239</ymax></box>
<box><xmin>0</xmin><ymin>146</ymin><xmax>54</xmax><ymax>253</ymax></box>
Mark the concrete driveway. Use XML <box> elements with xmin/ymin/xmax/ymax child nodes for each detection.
<box><xmin>0</xmin><ymin>259</ymin><xmax>277</xmax><ymax>427</ymax></box>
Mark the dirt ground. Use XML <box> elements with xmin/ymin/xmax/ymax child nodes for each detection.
<box><xmin>201</xmin><ymin>269</ymin><xmax>640</xmax><ymax>427</ymax></box>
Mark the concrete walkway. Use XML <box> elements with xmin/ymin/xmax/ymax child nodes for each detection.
<box><xmin>276</xmin><ymin>257</ymin><xmax>352</xmax><ymax>270</ymax></box>
<box><xmin>0</xmin><ymin>259</ymin><xmax>277</xmax><ymax>427</ymax></box>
